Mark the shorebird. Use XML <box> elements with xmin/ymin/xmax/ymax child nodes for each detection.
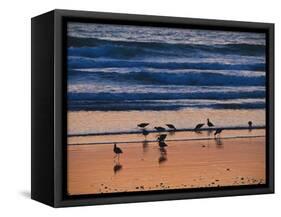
<box><xmin>138</xmin><ymin>123</ymin><xmax>149</xmax><ymax>128</ymax></box>
<box><xmin>113</xmin><ymin>143</ymin><xmax>123</xmax><ymax>158</ymax></box>
<box><xmin>157</xmin><ymin>134</ymin><xmax>167</xmax><ymax>142</ymax></box>
<box><xmin>194</xmin><ymin>123</ymin><xmax>204</xmax><ymax>131</ymax></box>
<box><xmin>248</xmin><ymin>121</ymin><xmax>253</xmax><ymax>128</ymax></box>
<box><xmin>166</xmin><ymin>124</ymin><xmax>176</xmax><ymax>131</ymax></box>
<box><xmin>154</xmin><ymin>126</ymin><xmax>166</xmax><ymax>132</ymax></box>
<box><xmin>207</xmin><ymin>118</ymin><xmax>214</xmax><ymax>127</ymax></box>
<box><xmin>142</xmin><ymin>129</ymin><xmax>149</xmax><ymax>136</ymax></box>
<box><xmin>214</xmin><ymin>129</ymin><xmax>223</xmax><ymax>137</ymax></box>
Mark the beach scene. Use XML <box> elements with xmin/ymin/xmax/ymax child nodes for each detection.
<box><xmin>67</xmin><ymin>22</ymin><xmax>266</xmax><ymax>196</ymax></box>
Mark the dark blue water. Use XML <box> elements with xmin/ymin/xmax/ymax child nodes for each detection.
<box><xmin>67</xmin><ymin>22</ymin><xmax>266</xmax><ymax>111</ymax></box>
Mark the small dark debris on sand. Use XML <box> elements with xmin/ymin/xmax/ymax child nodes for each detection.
<box><xmin>226</xmin><ymin>168</ymin><xmax>230</xmax><ymax>171</ymax></box>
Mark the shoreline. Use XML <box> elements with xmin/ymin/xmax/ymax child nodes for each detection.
<box><xmin>68</xmin><ymin>125</ymin><xmax>265</xmax><ymax>137</ymax></box>
<box><xmin>68</xmin><ymin>128</ymin><xmax>265</xmax><ymax>146</ymax></box>
<box><xmin>68</xmin><ymin>134</ymin><xmax>265</xmax><ymax>146</ymax></box>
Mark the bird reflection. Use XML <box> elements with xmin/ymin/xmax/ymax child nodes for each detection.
<box><xmin>142</xmin><ymin>129</ymin><xmax>149</xmax><ymax>137</ymax></box>
<box><xmin>207</xmin><ymin>129</ymin><xmax>213</xmax><ymax>136</ymax></box>
<box><xmin>215</xmin><ymin>137</ymin><xmax>223</xmax><ymax>148</ymax></box>
<box><xmin>159</xmin><ymin>141</ymin><xmax>168</xmax><ymax>148</ymax></box>
<box><xmin>168</xmin><ymin>130</ymin><xmax>176</xmax><ymax>136</ymax></box>
<box><xmin>158</xmin><ymin>147</ymin><xmax>168</xmax><ymax>164</ymax></box>
<box><xmin>142</xmin><ymin>140</ymin><xmax>149</xmax><ymax>153</ymax></box>
<box><xmin>113</xmin><ymin>162</ymin><xmax>123</xmax><ymax>174</ymax></box>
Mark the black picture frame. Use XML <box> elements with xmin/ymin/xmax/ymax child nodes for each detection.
<box><xmin>31</xmin><ymin>9</ymin><xmax>274</xmax><ymax>207</ymax></box>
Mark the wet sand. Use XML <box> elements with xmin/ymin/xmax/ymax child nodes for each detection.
<box><xmin>68</xmin><ymin>109</ymin><xmax>265</xmax><ymax>135</ymax></box>
<box><xmin>67</xmin><ymin>129</ymin><xmax>266</xmax><ymax>196</ymax></box>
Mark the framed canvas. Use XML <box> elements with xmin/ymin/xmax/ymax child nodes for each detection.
<box><xmin>31</xmin><ymin>9</ymin><xmax>274</xmax><ymax>207</ymax></box>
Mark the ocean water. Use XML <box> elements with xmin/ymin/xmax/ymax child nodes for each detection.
<box><xmin>67</xmin><ymin>22</ymin><xmax>266</xmax><ymax>111</ymax></box>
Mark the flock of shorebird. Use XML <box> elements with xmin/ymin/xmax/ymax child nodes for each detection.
<box><xmin>113</xmin><ymin>119</ymin><xmax>254</xmax><ymax>159</ymax></box>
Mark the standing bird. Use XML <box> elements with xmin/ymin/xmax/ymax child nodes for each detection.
<box><xmin>113</xmin><ymin>143</ymin><xmax>123</xmax><ymax>159</ymax></box>
<box><xmin>138</xmin><ymin>123</ymin><xmax>149</xmax><ymax>128</ymax></box>
<box><xmin>157</xmin><ymin>134</ymin><xmax>167</xmax><ymax>142</ymax></box>
<box><xmin>166</xmin><ymin>124</ymin><xmax>176</xmax><ymax>131</ymax></box>
<box><xmin>248</xmin><ymin>121</ymin><xmax>253</xmax><ymax>129</ymax></box>
<box><xmin>194</xmin><ymin>123</ymin><xmax>204</xmax><ymax>131</ymax></box>
<box><xmin>214</xmin><ymin>129</ymin><xmax>223</xmax><ymax>137</ymax></box>
<box><xmin>154</xmin><ymin>126</ymin><xmax>166</xmax><ymax>132</ymax></box>
<box><xmin>207</xmin><ymin>118</ymin><xmax>214</xmax><ymax>127</ymax></box>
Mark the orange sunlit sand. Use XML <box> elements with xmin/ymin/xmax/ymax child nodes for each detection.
<box><xmin>67</xmin><ymin>119</ymin><xmax>265</xmax><ymax>195</ymax></box>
